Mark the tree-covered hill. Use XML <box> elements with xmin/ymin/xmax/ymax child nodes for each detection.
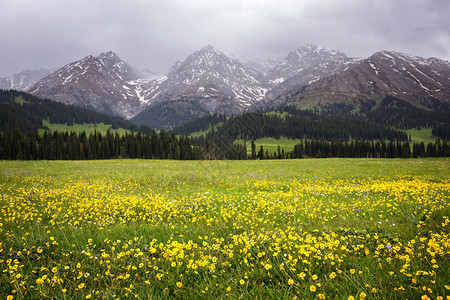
<box><xmin>0</xmin><ymin>89</ymin><xmax>138</xmax><ymax>132</ymax></box>
<box><xmin>174</xmin><ymin>109</ymin><xmax>408</xmax><ymax>142</ymax></box>
<box><xmin>316</xmin><ymin>96</ymin><xmax>450</xmax><ymax>131</ymax></box>
<box><xmin>174</xmin><ymin>95</ymin><xmax>450</xmax><ymax>142</ymax></box>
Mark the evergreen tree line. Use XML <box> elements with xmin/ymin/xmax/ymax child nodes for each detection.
<box><xmin>0</xmin><ymin>129</ymin><xmax>204</xmax><ymax>160</ymax></box>
<box><xmin>173</xmin><ymin>113</ymin><xmax>227</xmax><ymax>135</ymax></box>
<box><xmin>286</xmin><ymin>139</ymin><xmax>450</xmax><ymax>159</ymax></box>
<box><xmin>251</xmin><ymin>139</ymin><xmax>449</xmax><ymax>159</ymax></box>
<box><xmin>362</xmin><ymin>97</ymin><xmax>450</xmax><ymax>131</ymax></box>
<box><xmin>130</xmin><ymin>99</ymin><xmax>211</xmax><ymax>129</ymax></box>
<box><xmin>309</xmin><ymin>96</ymin><xmax>450</xmax><ymax>137</ymax></box>
<box><xmin>432</xmin><ymin>123</ymin><xmax>450</xmax><ymax>140</ymax></box>
<box><xmin>0</xmin><ymin>103</ymin><xmax>43</xmax><ymax>132</ymax></box>
<box><xmin>1</xmin><ymin>129</ymin><xmax>448</xmax><ymax>160</ymax></box>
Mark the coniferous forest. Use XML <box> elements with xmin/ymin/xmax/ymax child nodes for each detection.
<box><xmin>1</xmin><ymin>89</ymin><xmax>449</xmax><ymax>160</ymax></box>
<box><xmin>1</xmin><ymin>129</ymin><xmax>448</xmax><ymax>160</ymax></box>
<box><xmin>0</xmin><ymin>89</ymin><xmax>138</xmax><ymax>132</ymax></box>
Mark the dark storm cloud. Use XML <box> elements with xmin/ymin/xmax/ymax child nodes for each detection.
<box><xmin>1</xmin><ymin>0</ymin><xmax>449</xmax><ymax>77</ymax></box>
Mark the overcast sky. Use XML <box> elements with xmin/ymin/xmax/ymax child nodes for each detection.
<box><xmin>1</xmin><ymin>0</ymin><xmax>449</xmax><ymax>77</ymax></box>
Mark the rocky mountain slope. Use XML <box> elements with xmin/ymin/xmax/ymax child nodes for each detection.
<box><xmin>263</xmin><ymin>45</ymin><xmax>362</xmax><ymax>101</ymax></box>
<box><xmin>27</xmin><ymin>46</ymin><xmax>272</xmax><ymax>124</ymax></box>
<box><xmin>132</xmin><ymin>45</ymin><xmax>273</xmax><ymax>127</ymax></box>
<box><xmin>27</xmin><ymin>52</ymin><xmax>145</xmax><ymax>118</ymax></box>
<box><xmin>272</xmin><ymin>50</ymin><xmax>450</xmax><ymax>109</ymax></box>
<box><xmin>0</xmin><ymin>69</ymin><xmax>52</xmax><ymax>90</ymax></box>
<box><xmin>138</xmin><ymin>45</ymin><xmax>269</xmax><ymax>113</ymax></box>
<box><xmin>267</xmin><ymin>45</ymin><xmax>358</xmax><ymax>83</ymax></box>
<box><xmin>132</xmin><ymin>45</ymin><xmax>366</xmax><ymax>127</ymax></box>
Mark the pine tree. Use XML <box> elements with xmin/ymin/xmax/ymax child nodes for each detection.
<box><xmin>258</xmin><ymin>145</ymin><xmax>264</xmax><ymax>160</ymax></box>
<box><xmin>251</xmin><ymin>140</ymin><xmax>256</xmax><ymax>160</ymax></box>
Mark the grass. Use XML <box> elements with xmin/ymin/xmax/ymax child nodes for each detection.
<box><xmin>39</xmin><ymin>120</ymin><xmax>130</xmax><ymax>135</ymax></box>
<box><xmin>0</xmin><ymin>158</ymin><xmax>449</xmax><ymax>299</ymax></box>
<box><xmin>406</xmin><ymin>128</ymin><xmax>436</xmax><ymax>144</ymax></box>
<box><xmin>235</xmin><ymin>127</ymin><xmax>438</xmax><ymax>156</ymax></box>
<box><xmin>236</xmin><ymin>137</ymin><xmax>302</xmax><ymax>155</ymax></box>
<box><xmin>14</xmin><ymin>96</ymin><xmax>31</xmax><ymax>106</ymax></box>
<box><xmin>264</xmin><ymin>111</ymin><xmax>291</xmax><ymax>118</ymax></box>
<box><xmin>187</xmin><ymin>122</ymin><xmax>225</xmax><ymax>138</ymax></box>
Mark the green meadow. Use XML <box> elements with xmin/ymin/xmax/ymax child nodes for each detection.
<box><xmin>406</xmin><ymin>128</ymin><xmax>436</xmax><ymax>144</ymax></box>
<box><xmin>236</xmin><ymin>137</ymin><xmax>302</xmax><ymax>155</ymax></box>
<box><xmin>235</xmin><ymin>127</ymin><xmax>439</xmax><ymax>155</ymax></box>
<box><xmin>0</xmin><ymin>158</ymin><xmax>449</xmax><ymax>299</ymax></box>
<box><xmin>39</xmin><ymin>120</ymin><xmax>130</xmax><ymax>135</ymax></box>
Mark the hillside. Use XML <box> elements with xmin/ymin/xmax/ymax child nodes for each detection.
<box><xmin>0</xmin><ymin>89</ymin><xmax>139</xmax><ymax>132</ymax></box>
<box><xmin>174</xmin><ymin>109</ymin><xmax>408</xmax><ymax>142</ymax></box>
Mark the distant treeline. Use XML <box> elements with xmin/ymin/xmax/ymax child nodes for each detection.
<box><xmin>432</xmin><ymin>123</ymin><xmax>450</xmax><ymax>140</ymax></box>
<box><xmin>313</xmin><ymin>96</ymin><xmax>450</xmax><ymax>137</ymax></box>
<box><xmin>1</xmin><ymin>129</ymin><xmax>448</xmax><ymax>160</ymax></box>
<box><xmin>285</xmin><ymin>139</ymin><xmax>449</xmax><ymax>159</ymax></box>
<box><xmin>174</xmin><ymin>113</ymin><xmax>227</xmax><ymax>135</ymax></box>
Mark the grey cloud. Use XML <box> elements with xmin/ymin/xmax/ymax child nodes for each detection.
<box><xmin>1</xmin><ymin>0</ymin><xmax>449</xmax><ymax>77</ymax></box>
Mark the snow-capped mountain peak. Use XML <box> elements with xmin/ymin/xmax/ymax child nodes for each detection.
<box><xmin>273</xmin><ymin>44</ymin><xmax>352</xmax><ymax>80</ymax></box>
<box><xmin>263</xmin><ymin>44</ymin><xmax>361</xmax><ymax>100</ymax></box>
<box><xmin>0</xmin><ymin>68</ymin><xmax>52</xmax><ymax>90</ymax></box>
<box><xmin>287</xmin><ymin>44</ymin><xmax>347</xmax><ymax>63</ymax></box>
<box><xmin>138</xmin><ymin>45</ymin><xmax>269</xmax><ymax>114</ymax></box>
<box><xmin>24</xmin><ymin>45</ymin><xmax>364</xmax><ymax>124</ymax></box>
<box><xmin>198</xmin><ymin>44</ymin><xmax>225</xmax><ymax>56</ymax></box>
<box><xmin>362</xmin><ymin>50</ymin><xmax>450</xmax><ymax>95</ymax></box>
<box><xmin>268</xmin><ymin>49</ymin><xmax>450</xmax><ymax>110</ymax></box>
<box><xmin>27</xmin><ymin>52</ymin><xmax>147</xmax><ymax>119</ymax></box>
<box><xmin>168</xmin><ymin>45</ymin><xmax>238</xmax><ymax>79</ymax></box>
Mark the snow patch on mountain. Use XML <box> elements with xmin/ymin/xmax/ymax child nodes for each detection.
<box><xmin>23</xmin><ymin>45</ymin><xmax>450</xmax><ymax>127</ymax></box>
<box><xmin>136</xmin><ymin>45</ymin><xmax>270</xmax><ymax>115</ymax></box>
<box><xmin>0</xmin><ymin>69</ymin><xmax>52</xmax><ymax>90</ymax></box>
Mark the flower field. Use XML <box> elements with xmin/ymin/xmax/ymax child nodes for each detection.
<box><xmin>1</xmin><ymin>159</ymin><xmax>449</xmax><ymax>299</ymax></box>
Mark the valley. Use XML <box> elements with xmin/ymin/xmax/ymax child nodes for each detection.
<box><xmin>1</xmin><ymin>44</ymin><xmax>449</xmax><ymax>160</ymax></box>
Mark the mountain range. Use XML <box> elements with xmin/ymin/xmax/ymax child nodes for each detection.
<box><xmin>266</xmin><ymin>50</ymin><xmax>450</xmax><ymax>110</ymax></box>
<box><xmin>4</xmin><ymin>44</ymin><xmax>449</xmax><ymax>128</ymax></box>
